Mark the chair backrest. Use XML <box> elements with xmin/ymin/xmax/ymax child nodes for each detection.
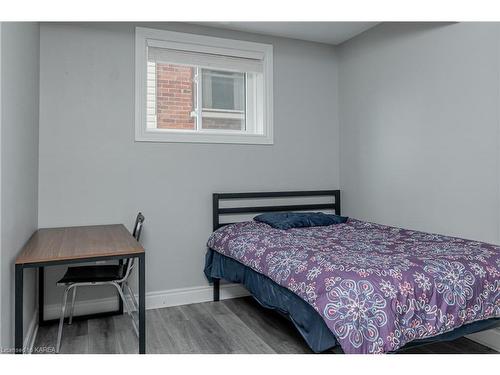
<box><xmin>120</xmin><ymin>212</ymin><xmax>145</xmax><ymax>282</ymax></box>
<box><xmin>132</xmin><ymin>212</ymin><xmax>145</xmax><ymax>241</ymax></box>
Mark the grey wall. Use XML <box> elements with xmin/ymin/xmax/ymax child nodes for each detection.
<box><xmin>0</xmin><ymin>22</ymin><xmax>40</xmax><ymax>348</ymax></box>
<box><xmin>38</xmin><ymin>23</ymin><xmax>340</xmax><ymax>305</ymax></box>
<box><xmin>338</xmin><ymin>22</ymin><xmax>500</xmax><ymax>244</ymax></box>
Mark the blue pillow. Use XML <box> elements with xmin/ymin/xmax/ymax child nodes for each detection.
<box><xmin>254</xmin><ymin>212</ymin><xmax>348</xmax><ymax>230</ymax></box>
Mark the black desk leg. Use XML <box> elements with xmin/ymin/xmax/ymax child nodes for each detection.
<box><xmin>138</xmin><ymin>253</ymin><xmax>146</xmax><ymax>354</ymax></box>
<box><xmin>15</xmin><ymin>264</ymin><xmax>23</xmax><ymax>354</ymax></box>
<box><xmin>38</xmin><ymin>267</ymin><xmax>44</xmax><ymax>325</ymax></box>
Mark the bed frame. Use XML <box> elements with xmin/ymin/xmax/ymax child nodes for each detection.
<box><xmin>209</xmin><ymin>189</ymin><xmax>499</xmax><ymax>352</ymax></box>
<box><xmin>211</xmin><ymin>189</ymin><xmax>340</xmax><ymax>300</ymax></box>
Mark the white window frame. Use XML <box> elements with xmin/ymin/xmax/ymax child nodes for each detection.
<box><xmin>135</xmin><ymin>27</ymin><xmax>274</xmax><ymax>145</ymax></box>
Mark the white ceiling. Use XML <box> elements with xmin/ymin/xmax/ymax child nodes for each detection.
<box><xmin>194</xmin><ymin>22</ymin><xmax>379</xmax><ymax>45</ymax></box>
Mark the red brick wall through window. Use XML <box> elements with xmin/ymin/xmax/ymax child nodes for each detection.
<box><xmin>156</xmin><ymin>64</ymin><xmax>195</xmax><ymax>130</ymax></box>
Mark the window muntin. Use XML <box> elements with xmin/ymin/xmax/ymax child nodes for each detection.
<box><xmin>136</xmin><ymin>28</ymin><xmax>273</xmax><ymax>144</ymax></box>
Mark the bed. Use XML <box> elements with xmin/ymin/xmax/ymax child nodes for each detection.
<box><xmin>203</xmin><ymin>190</ymin><xmax>500</xmax><ymax>354</ymax></box>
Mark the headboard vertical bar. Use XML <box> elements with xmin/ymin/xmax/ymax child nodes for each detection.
<box><xmin>334</xmin><ymin>190</ymin><xmax>341</xmax><ymax>215</ymax></box>
<box><xmin>212</xmin><ymin>193</ymin><xmax>220</xmax><ymax>231</ymax></box>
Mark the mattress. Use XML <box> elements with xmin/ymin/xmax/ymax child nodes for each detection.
<box><xmin>206</xmin><ymin>219</ymin><xmax>500</xmax><ymax>354</ymax></box>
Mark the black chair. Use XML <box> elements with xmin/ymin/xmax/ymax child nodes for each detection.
<box><xmin>55</xmin><ymin>213</ymin><xmax>145</xmax><ymax>353</ymax></box>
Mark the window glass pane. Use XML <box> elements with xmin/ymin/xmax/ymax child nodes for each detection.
<box><xmin>201</xmin><ymin>69</ymin><xmax>245</xmax><ymax>131</ymax></box>
<box><xmin>201</xmin><ymin>113</ymin><xmax>246</xmax><ymax>131</ymax></box>
<box><xmin>149</xmin><ymin>62</ymin><xmax>197</xmax><ymax>130</ymax></box>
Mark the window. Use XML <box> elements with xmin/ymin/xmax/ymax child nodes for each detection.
<box><xmin>135</xmin><ymin>28</ymin><xmax>273</xmax><ymax>144</ymax></box>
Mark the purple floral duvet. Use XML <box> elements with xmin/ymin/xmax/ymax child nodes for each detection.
<box><xmin>207</xmin><ymin>219</ymin><xmax>500</xmax><ymax>354</ymax></box>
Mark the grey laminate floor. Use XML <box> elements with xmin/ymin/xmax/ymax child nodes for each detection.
<box><xmin>33</xmin><ymin>297</ymin><xmax>497</xmax><ymax>354</ymax></box>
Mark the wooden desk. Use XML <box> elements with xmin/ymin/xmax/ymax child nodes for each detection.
<box><xmin>15</xmin><ymin>224</ymin><xmax>146</xmax><ymax>354</ymax></box>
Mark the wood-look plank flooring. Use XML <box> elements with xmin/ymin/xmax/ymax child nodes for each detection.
<box><xmin>33</xmin><ymin>297</ymin><xmax>497</xmax><ymax>354</ymax></box>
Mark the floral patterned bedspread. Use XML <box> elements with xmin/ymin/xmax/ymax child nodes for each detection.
<box><xmin>207</xmin><ymin>219</ymin><xmax>500</xmax><ymax>353</ymax></box>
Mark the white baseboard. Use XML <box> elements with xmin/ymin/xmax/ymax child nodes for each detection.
<box><xmin>23</xmin><ymin>309</ymin><xmax>38</xmax><ymax>354</ymax></box>
<box><xmin>146</xmin><ymin>283</ymin><xmax>249</xmax><ymax>309</ymax></box>
<box><xmin>44</xmin><ymin>283</ymin><xmax>250</xmax><ymax>320</ymax></box>
<box><xmin>467</xmin><ymin>328</ymin><xmax>500</xmax><ymax>352</ymax></box>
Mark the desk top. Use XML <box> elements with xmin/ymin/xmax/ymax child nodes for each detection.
<box><xmin>16</xmin><ymin>224</ymin><xmax>145</xmax><ymax>265</ymax></box>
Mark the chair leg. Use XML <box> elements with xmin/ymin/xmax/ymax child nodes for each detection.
<box><xmin>124</xmin><ymin>282</ymin><xmax>138</xmax><ymax>312</ymax></box>
<box><xmin>113</xmin><ymin>282</ymin><xmax>139</xmax><ymax>337</ymax></box>
<box><xmin>56</xmin><ymin>287</ymin><xmax>70</xmax><ymax>354</ymax></box>
<box><xmin>68</xmin><ymin>286</ymin><xmax>77</xmax><ymax>325</ymax></box>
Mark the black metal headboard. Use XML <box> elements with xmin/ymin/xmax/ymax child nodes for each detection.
<box><xmin>212</xmin><ymin>190</ymin><xmax>340</xmax><ymax>231</ymax></box>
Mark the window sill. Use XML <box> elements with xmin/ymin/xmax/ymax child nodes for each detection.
<box><xmin>135</xmin><ymin>129</ymin><xmax>274</xmax><ymax>145</ymax></box>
